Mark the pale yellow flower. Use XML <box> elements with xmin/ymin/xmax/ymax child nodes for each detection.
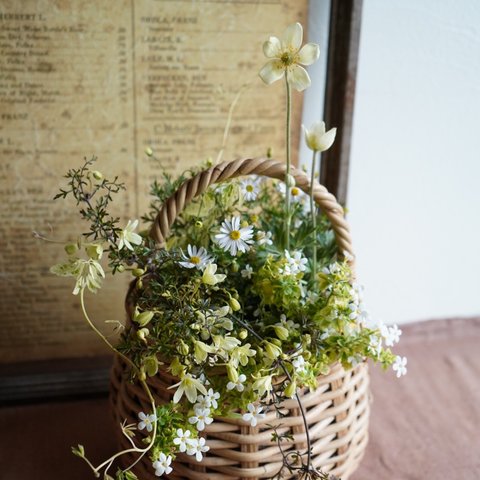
<box><xmin>118</xmin><ymin>219</ymin><xmax>142</xmax><ymax>251</ymax></box>
<box><xmin>303</xmin><ymin>121</ymin><xmax>337</xmax><ymax>152</ymax></box>
<box><xmin>259</xmin><ymin>22</ymin><xmax>320</xmax><ymax>91</ymax></box>
<box><xmin>202</xmin><ymin>263</ymin><xmax>226</xmax><ymax>285</ymax></box>
<box><xmin>170</xmin><ymin>373</ymin><xmax>207</xmax><ymax>404</ymax></box>
<box><xmin>50</xmin><ymin>257</ymin><xmax>105</xmax><ymax>295</ymax></box>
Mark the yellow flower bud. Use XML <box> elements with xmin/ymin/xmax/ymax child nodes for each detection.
<box><xmin>284</xmin><ymin>380</ymin><xmax>297</xmax><ymax>398</ymax></box>
<box><xmin>264</xmin><ymin>341</ymin><xmax>282</xmax><ymax>360</ymax></box>
<box><xmin>239</xmin><ymin>329</ymin><xmax>248</xmax><ymax>340</ymax></box>
<box><xmin>250</xmin><ymin>214</ymin><xmax>259</xmax><ymax>223</ymax></box>
<box><xmin>117</xmin><ymin>265</ymin><xmax>125</xmax><ymax>273</ymax></box>
<box><xmin>273</xmin><ymin>325</ymin><xmax>289</xmax><ymax>341</ymax></box>
<box><xmin>92</xmin><ymin>170</ymin><xmax>103</xmax><ymax>181</ymax></box>
<box><xmin>241</xmin><ymin>220</ymin><xmax>249</xmax><ymax>228</ymax></box>
<box><xmin>226</xmin><ymin>364</ymin><xmax>239</xmax><ymax>383</ymax></box>
<box><xmin>138</xmin><ymin>369</ymin><xmax>147</xmax><ymax>381</ymax></box>
<box><xmin>231</xmin><ymin>262</ymin><xmax>239</xmax><ymax>273</ymax></box>
<box><xmin>136</xmin><ymin>278</ymin><xmax>143</xmax><ymax>290</ymax></box>
<box><xmin>137</xmin><ymin>327</ymin><xmax>149</xmax><ymax>342</ymax></box>
<box><xmin>145</xmin><ymin>147</ymin><xmax>153</xmax><ymax>156</ymax></box>
<box><xmin>177</xmin><ymin>340</ymin><xmax>190</xmax><ymax>356</ymax></box>
<box><xmin>266</xmin><ymin>147</ymin><xmax>273</xmax><ymax>158</ymax></box>
<box><xmin>229</xmin><ymin>297</ymin><xmax>241</xmax><ymax>312</ymax></box>
<box><xmin>144</xmin><ymin>356</ymin><xmax>159</xmax><ymax>376</ymax></box>
<box><xmin>85</xmin><ymin>243</ymin><xmax>103</xmax><ymax>260</ymax></box>
<box><xmin>195</xmin><ymin>220</ymin><xmax>203</xmax><ymax>229</ymax></box>
<box><xmin>64</xmin><ymin>243</ymin><xmax>78</xmax><ymax>255</ymax></box>
<box><xmin>132</xmin><ymin>268</ymin><xmax>145</xmax><ymax>277</ymax></box>
<box><xmin>286</xmin><ymin>174</ymin><xmax>296</xmax><ymax>187</ymax></box>
<box><xmin>206</xmin><ymin>157</ymin><xmax>213</xmax><ymax>166</ymax></box>
<box><xmin>134</xmin><ymin>308</ymin><xmax>154</xmax><ymax>326</ymax></box>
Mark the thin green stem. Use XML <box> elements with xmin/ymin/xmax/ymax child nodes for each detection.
<box><xmin>310</xmin><ymin>150</ymin><xmax>318</xmax><ymax>286</ymax></box>
<box><xmin>284</xmin><ymin>74</ymin><xmax>292</xmax><ymax>251</ymax></box>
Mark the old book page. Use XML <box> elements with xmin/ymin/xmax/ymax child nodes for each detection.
<box><xmin>0</xmin><ymin>0</ymin><xmax>308</xmax><ymax>363</ymax></box>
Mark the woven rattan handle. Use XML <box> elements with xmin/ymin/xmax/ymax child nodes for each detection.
<box><xmin>150</xmin><ymin>157</ymin><xmax>354</xmax><ymax>261</ymax></box>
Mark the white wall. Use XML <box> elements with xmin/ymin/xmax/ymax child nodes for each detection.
<box><xmin>348</xmin><ymin>0</ymin><xmax>480</xmax><ymax>324</ymax></box>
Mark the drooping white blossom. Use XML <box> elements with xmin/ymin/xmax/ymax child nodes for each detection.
<box><xmin>303</xmin><ymin>121</ymin><xmax>337</xmax><ymax>153</ymax></box>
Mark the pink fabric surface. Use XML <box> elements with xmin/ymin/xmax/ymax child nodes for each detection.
<box><xmin>0</xmin><ymin>317</ymin><xmax>479</xmax><ymax>479</ymax></box>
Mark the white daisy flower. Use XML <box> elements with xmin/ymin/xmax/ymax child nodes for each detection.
<box><xmin>137</xmin><ymin>411</ymin><xmax>157</xmax><ymax>432</ymax></box>
<box><xmin>242</xmin><ymin>403</ymin><xmax>266</xmax><ymax>427</ymax></box>
<box><xmin>215</xmin><ymin>216</ymin><xmax>254</xmax><ymax>256</ymax></box>
<box><xmin>153</xmin><ymin>452</ymin><xmax>173</xmax><ymax>476</ymax></box>
<box><xmin>189</xmin><ymin>408</ymin><xmax>214</xmax><ymax>431</ymax></box>
<box><xmin>226</xmin><ymin>373</ymin><xmax>247</xmax><ymax>392</ymax></box>
<box><xmin>241</xmin><ymin>178</ymin><xmax>260</xmax><ymax>201</ymax></box>
<box><xmin>179</xmin><ymin>244</ymin><xmax>212</xmax><ymax>270</ymax></box>
<box><xmin>393</xmin><ymin>356</ymin><xmax>408</xmax><ymax>377</ymax></box>
<box><xmin>173</xmin><ymin>428</ymin><xmax>194</xmax><ymax>453</ymax></box>
<box><xmin>241</xmin><ymin>264</ymin><xmax>253</xmax><ymax>279</ymax></box>
<box><xmin>186</xmin><ymin>437</ymin><xmax>210</xmax><ymax>462</ymax></box>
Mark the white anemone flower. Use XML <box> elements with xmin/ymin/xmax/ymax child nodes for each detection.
<box><xmin>118</xmin><ymin>219</ymin><xmax>142</xmax><ymax>251</ymax></box>
<box><xmin>138</xmin><ymin>411</ymin><xmax>157</xmax><ymax>432</ymax></box>
<box><xmin>303</xmin><ymin>121</ymin><xmax>337</xmax><ymax>153</ymax></box>
<box><xmin>215</xmin><ymin>216</ymin><xmax>254</xmax><ymax>256</ymax></box>
<box><xmin>259</xmin><ymin>22</ymin><xmax>320</xmax><ymax>91</ymax></box>
<box><xmin>242</xmin><ymin>403</ymin><xmax>266</xmax><ymax>427</ymax></box>
<box><xmin>153</xmin><ymin>452</ymin><xmax>173</xmax><ymax>476</ymax></box>
<box><xmin>393</xmin><ymin>356</ymin><xmax>408</xmax><ymax>377</ymax></box>
<box><xmin>179</xmin><ymin>245</ymin><xmax>212</xmax><ymax>270</ymax></box>
<box><xmin>186</xmin><ymin>437</ymin><xmax>210</xmax><ymax>461</ymax></box>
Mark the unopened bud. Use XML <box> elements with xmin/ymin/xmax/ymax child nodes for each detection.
<box><xmin>230</xmin><ymin>262</ymin><xmax>239</xmax><ymax>273</ymax></box>
<box><xmin>177</xmin><ymin>340</ymin><xmax>189</xmax><ymax>355</ymax></box>
<box><xmin>284</xmin><ymin>380</ymin><xmax>297</xmax><ymax>398</ymax></box>
<box><xmin>250</xmin><ymin>214</ymin><xmax>259</xmax><ymax>223</ymax></box>
<box><xmin>64</xmin><ymin>243</ymin><xmax>78</xmax><ymax>255</ymax></box>
<box><xmin>206</xmin><ymin>157</ymin><xmax>213</xmax><ymax>167</ymax></box>
<box><xmin>92</xmin><ymin>170</ymin><xmax>103</xmax><ymax>181</ymax></box>
<box><xmin>117</xmin><ymin>265</ymin><xmax>125</xmax><ymax>273</ymax></box>
<box><xmin>266</xmin><ymin>147</ymin><xmax>273</xmax><ymax>158</ymax></box>
<box><xmin>145</xmin><ymin>147</ymin><xmax>153</xmax><ymax>157</ymax></box>
<box><xmin>137</xmin><ymin>328</ymin><xmax>149</xmax><ymax>342</ymax></box>
<box><xmin>239</xmin><ymin>329</ymin><xmax>248</xmax><ymax>340</ymax></box>
<box><xmin>241</xmin><ymin>220</ymin><xmax>249</xmax><ymax>228</ymax></box>
<box><xmin>132</xmin><ymin>268</ymin><xmax>145</xmax><ymax>277</ymax></box>
<box><xmin>226</xmin><ymin>364</ymin><xmax>238</xmax><ymax>383</ymax></box>
<box><xmin>286</xmin><ymin>174</ymin><xmax>296</xmax><ymax>187</ymax></box>
<box><xmin>273</xmin><ymin>325</ymin><xmax>289</xmax><ymax>341</ymax></box>
<box><xmin>195</xmin><ymin>220</ymin><xmax>203</xmax><ymax>229</ymax></box>
<box><xmin>229</xmin><ymin>297</ymin><xmax>241</xmax><ymax>312</ymax></box>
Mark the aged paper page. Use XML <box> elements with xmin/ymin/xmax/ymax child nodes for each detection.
<box><xmin>0</xmin><ymin>0</ymin><xmax>308</xmax><ymax>363</ymax></box>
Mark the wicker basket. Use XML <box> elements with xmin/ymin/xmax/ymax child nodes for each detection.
<box><xmin>110</xmin><ymin>157</ymin><xmax>371</xmax><ymax>479</ymax></box>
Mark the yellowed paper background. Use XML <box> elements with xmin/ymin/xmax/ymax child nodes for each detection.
<box><xmin>0</xmin><ymin>0</ymin><xmax>308</xmax><ymax>363</ymax></box>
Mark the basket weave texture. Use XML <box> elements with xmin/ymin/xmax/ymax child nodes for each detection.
<box><xmin>109</xmin><ymin>158</ymin><xmax>371</xmax><ymax>479</ymax></box>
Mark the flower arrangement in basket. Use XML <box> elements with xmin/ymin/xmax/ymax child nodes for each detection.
<box><xmin>47</xmin><ymin>22</ymin><xmax>406</xmax><ymax>480</ymax></box>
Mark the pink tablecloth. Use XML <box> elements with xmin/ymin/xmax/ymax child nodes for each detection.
<box><xmin>1</xmin><ymin>317</ymin><xmax>479</xmax><ymax>479</ymax></box>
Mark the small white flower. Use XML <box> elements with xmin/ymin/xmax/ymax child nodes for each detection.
<box><xmin>202</xmin><ymin>262</ymin><xmax>226</xmax><ymax>285</ymax></box>
<box><xmin>173</xmin><ymin>428</ymin><xmax>194</xmax><ymax>453</ymax></box>
<box><xmin>322</xmin><ymin>263</ymin><xmax>339</xmax><ymax>275</ymax></box>
<box><xmin>187</xmin><ymin>437</ymin><xmax>210</xmax><ymax>462</ymax></box>
<box><xmin>368</xmin><ymin>334</ymin><xmax>383</xmax><ymax>358</ymax></box>
<box><xmin>204</xmin><ymin>388</ymin><xmax>220</xmax><ymax>409</ymax></box>
<box><xmin>259</xmin><ymin>22</ymin><xmax>320</xmax><ymax>91</ymax></box>
<box><xmin>227</xmin><ymin>373</ymin><xmax>247</xmax><ymax>392</ymax></box>
<box><xmin>393</xmin><ymin>356</ymin><xmax>408</xmax><ymax>377</ymax></box>
<box><xmin>179</xmin><ymin>245</ymin><xmax>212</xmax><ymax>270</ymax></box>
<box><xmin>118</xmin><ymin>219</ymin><xmax>142</xmax><ymax>251</ymax></box>
<box><xmin>153</xmin><ymin>452</ymin><xmax>173</xmax><ymax>476</ymax></box>
<box><xmin>241</xmin><ymin>264</ymin><xmax>253</xmax><ymax>279</ymax></box>
<box><xmin>242</xmin><ymin>403</ymin><xmax>266</xmax><ymax>427</ymax></box>
<box><xmin>193</xmin><ymin>395</ymin><xmax>211</xmax><ymax>412</ymax></box>
<box><xmin>292</xmin><ymin>355</ymin><xmax>307</xmax><ymax>373</ymax></box>
<box><xmin>189</xmin><ymin>408</ymin><xmax>214</xmax><ymax>431</ymax></box>
<box><xmin>348</xmin><ymin>355</ymin><xmax>362</xmax><ymax>368</ymax></box>
<box><xmin>278</xmin><ymin>313</ymin><xmax>300</xmax><ymax>330</ymax></box>
<box><xmin>198</xmin><ymin>373</ymin><xmax>210</xmax><ymax>385</ymax></box>
<box><xmin>215</xmin><ymin>216</ymin><xmax>254</xmax><ymax>256</ymax></box>
<box><xmin>137</xmin><ymin>411</ymin><xmax>157</xmax><ymax>432</ymax></box>
<box><xmin>387</xmin><ymin>325</ymin><xmax>402</xmax><ymax>346</ymax></box>
<box><xmin>281</xmin><ymin>250</ymin><xmax>308</xmax><ymax>275</ymax></box>
<box><xmin>241</xmin><ymin>178</ymin><xmax>260</xmax><ymax>201</ymax></box>
<box><xmin>256</xmin><ymin>230</ymin><xmax>273</xmax><ymax>246</ymax></box>
<box><xmin>303</xmin><ymin>121</ymin><xmax>337</xmax><ymax>153</ymax></box>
